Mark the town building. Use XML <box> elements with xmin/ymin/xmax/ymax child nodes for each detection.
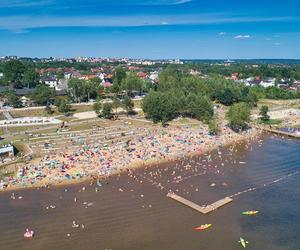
<box><xmin>44</xmin><ymin>78</ymin><xmax>58</xmax><ymax>89</ymax></box>
<box><xmin>0</xmin><ymin>144</ymin><xmax>15</xmax><ymax>159</ymax></box>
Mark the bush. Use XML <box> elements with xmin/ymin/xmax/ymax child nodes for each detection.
<box><xmin>93</xmin><ymin>101</ymin><xmax>102</xmax><ymax>116</ymax></box>
<box><xmin>122</xmin><ymin>96</ymin><xmax>134</xmax><ymax>115</ymax></box>
<box><xmin>45</xmin><ymin>105</ymin><xmax>53</xmax><ymax>115</ymax></box>
<box><xmin>184</xmin><ymin>93</ymin><xmax>213</xmax><ymax>122</ymax></box>
<box><xmin>259</xmin><ymin>105</ymin><xmax>270</xmax><ymax>122</ymax></box>
<box><xmin>58</xmin><ymin>100</ymin><xmax>71</xmax><ymax>114</ymax></box>
<box><xmin>101</xmin><ymin>103</ymin><xmax>113</xmax><ymax>119</ymax></box>
<box><xmin>208</xmin><ymin>120</ymin><xmax>220</xmax><ymax>135</ymax></box>
<box><xmin>226</xmin><ymin>103</ymin><xmax>251</xmax><ymax>132</ymax></box>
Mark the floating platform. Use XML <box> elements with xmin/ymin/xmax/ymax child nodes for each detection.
<box><xmin>167</xmin><ymin>192</ymin><xmax>233</xmax><ymax>214</ymax></box>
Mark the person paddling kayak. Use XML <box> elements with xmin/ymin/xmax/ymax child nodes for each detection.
<box><xmin>194</xmin><ymin>224</ymin><xmax>212</xmax><ymax>231</ymax></box>
<box><xmin>238</xmin><ymin>237</ymin><xmax>249</xmax><ymax>248</ymax></box>
<box><xmin>24</xmin><ymin>229</ymin><xmax>34</xmax><ymax>238</ymax></box>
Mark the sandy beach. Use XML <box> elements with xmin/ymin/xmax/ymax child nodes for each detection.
<box><xmin>0</xmin><ymin>124</ymin><xmax>260</xmax><ymax>192</ymax></box>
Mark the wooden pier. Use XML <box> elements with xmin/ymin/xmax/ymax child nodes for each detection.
<box><xmin>262</xmin><ymin>127</ymin><xmax>300</xmax><ymax>139</ymax></box>
<box><xmin>167</xmin><ymin>192</ymin><xmax>233</xmax><ymax>214</ymax></box>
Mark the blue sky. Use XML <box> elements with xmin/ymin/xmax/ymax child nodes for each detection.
<box><xmin>0</xmin><ymin>0</ymin><xmax>299</xmax><ymax>59</ymax></box>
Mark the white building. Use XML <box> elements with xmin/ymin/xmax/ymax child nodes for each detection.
<box><xmin>56</xmin><ymin>79</ymin><xmax>69</xmax><ymax>91</ymax></box>
<box><xmin>64</xmin><ymin>73</ymin><xmax>72</xmax><ymax>79</ymax></box>
<box><xmin>0</xmin><ymin>144</ymin><xmax>14</xmax><ymax>158</ymax></box>
<box><xmin>260</xmin><ymin>78</ymin><xmax>276</xmax><ymax>88</ymax></box>
<box><xmin>97</xmin><ymin>73</ymin><xmax>106</xmax><ymax>80</ymax></box>
<box><xmin>149</xmin><ymin>72</ymin><xmax>158</xmax><ymax>82</ymax></box>
<box><xmin>44</xmin><ymin>78</ymin><xmax>58</xmax><ymax>89</ymax></box>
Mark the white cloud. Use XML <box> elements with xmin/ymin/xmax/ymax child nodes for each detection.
<box><xmin>145</xmin><ymin>0</ymin><xmax>192</xmax><ymax>5</ymax></box>
<box><xmin>265</xmin><ymin>37</ymin><xmax>272</xmax><ymax>41</ymax></box>
<box><xmin>218</xmin><ymin>32</ymin><xmax>226</xmax><ymax>35</ymax></box>
<box><xmin>234</xmin><ymin>35</ymin><xmax>250</xmax><ymax>39</ymax></box>
<box><xmin>273</xmin><ymin>42</ymin><xmax>281</xmax><ymax>46</ymax></box>
<box><xmin>173</xmin><ymin>0</ymin><xmax>192</xmax><ymax>4</ymax></box>
<box><xmin>0</xmin><ymin>15</ymin><xmax>298</xmax><ymax>32</ymax></box>
<box><xmin>0</xmin><ymin>0</ymin><xmax>192</xmax><ymax>8</ymax></box>
<box><xmin>0</xmin><ymin>0</ymin><xmax>51</xmax><ymax>8</ymax></box>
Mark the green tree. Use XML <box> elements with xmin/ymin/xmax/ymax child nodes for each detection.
<box><xmin>259</xmin><ymin>105</ymin><xmax>270</xmax><ymax>122</ymax></box>
<box><xmin>56</xmin><ymin>69</ymin><xmax>64</xmax><ymax>79</ymax></box>
<box><xmin>122</xmin><ymin>95</ymin><xmax>134</xmax><ymax>115</ymax></box>
<box><xmin>22</xmin><ymin>68</ymin><xmax>39</xmax><ymax>88</ymax></box>
<box><xmin>93</xmin><ymin>100</ymin><xmax>102</xmax><ymax>116</ymax></box>
<box><xmin>68</xmin><ymin>78</ymin><xmax>85</xmax><ymax>103</ymax></box>
<box><xmin>142</xmin><ymin>91</ymin><xmax>176</xmax><ymax>126</ymax></box>
<box><xmin>241</xmin><ymin>87</ymin><xmax>259</xmax><ymax>107</ymax></box>
<box><xmin>158</xmin><ymin>65</ymin><xmax>183</xmax><ymax>92</ymax></box>
<box><xmin>45</xmin><ymin>104</ymin><xmax>53</xmax><ymax>115</ymax></box>
<box><xmin>58</xmin><ymin>100</ymin><xmax>71</xmax><ymax>114</ymax></box>
<box><xmin>121</xmin><ymin>73</ymin><xmax>143</xmax><ymax>95</ymax></box>
<box><xmin>208</xmin><ymin>119</ymin><xmax>220</xmax><ymax>135</ymax></box>
<box><xmin>111</xmin><ymin>67</ymin><xmax>127</xmax><ymax>94</ymax></box>
<box><xmin>4</xmin><ymin>90</ymin><xmax>20</xmax><ymax>107</ymax></box>
<box><xmin>111</xmin><ymin>82</ymin><xmax>120</xmax><ymax>93</ymax></box>
<box><xmin>32</xmin><ymin>84</ymin><xmax>54</xmax><ymax>105</ymax></box>
<box><xmin>112</xmin><ymin>97</ymin><xmax>121</xmax><ymax>114</ymax></box>
<box><xmin>84</xmin><ymin>80</ymin><xmax>96</xmax><ymax>102</ymax></box>
<box><xmin>113</xmin><ymin>67</ymin><xmax>127</xmax><ymax>85</ymax></box>
<box><xmin>215</xmin><ymin>87</ymin><xmax>236</xmax><ymax>105</ymax></box>
<box><xmin>184</xmin><ymin>93</ymin><xmax>213</xmax><ymax>122</ymax></box>
<box><xmin>3</xmin><ymin>60</ymin><xmax>26</xmax><ymax>88</ymax></box>
<box><xmin>226</xmin><ymin>103</ymin><xmax>251</xmax><ymax>132</ymax></box>
<box><xmin>101</xmin><ymin>103</ymin><xmax>113</xmax><ymax>119</ymax></box>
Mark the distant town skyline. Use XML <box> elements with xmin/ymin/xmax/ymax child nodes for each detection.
<box><xmin>0</xmin><ymin>0</ymin><xmax>300</xmax><ymax>59</ymax></box>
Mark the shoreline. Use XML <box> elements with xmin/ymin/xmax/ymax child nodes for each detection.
<box><xmin>0</xmin><ymin>126</ymin><xmax>261</xmax><ymax>193</ymax></box>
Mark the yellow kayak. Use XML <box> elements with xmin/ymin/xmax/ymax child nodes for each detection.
<box><xmin>241</xmin><ymin>210</ymin><xmax>259</xmax><ymax>216</ymax></box>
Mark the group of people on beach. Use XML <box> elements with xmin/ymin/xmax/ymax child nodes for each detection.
<box><xmin>0</xmin><ymin>124</ymin><xmax>258</xmax><ymax>191</ymax></box>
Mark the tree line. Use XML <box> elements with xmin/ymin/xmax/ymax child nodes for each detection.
<box><xmin>0</xmin><ymin>59</ymin><xmax>39</xmax><ymax>88</ymax></box>
<box><xmin>185</xmin><ymin>63</ymin><xmax>300</xmax><ymax>80</ymax></box>
<box><xmin>142</xmin><ymin>66</ymin><xmax>257</xmax><ymax>127</ymax></box>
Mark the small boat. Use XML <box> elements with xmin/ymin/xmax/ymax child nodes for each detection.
<box><xmin>194</xmin><ymin>224</ymin><xmax>212</xmax><ymax>231</ymax></box>
<box><xmin>238</xmin><ymin>237</ymin><xmax>249</xmax><ymax>248</ymax></box>
<box><xmin>24</xmin><ymin>229</ymin><xmax>34</xmax><ymax>238</ymax></box>
<box><xmin>241</xmin><ymin>210</ymin><xmax>259</xmax><ymax>216</ymax></box>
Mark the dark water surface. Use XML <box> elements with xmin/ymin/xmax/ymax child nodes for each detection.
<box><xmin>0</xmin><ymin>134</ymin><xmax>299</xmax><ymax>250</ymax></box>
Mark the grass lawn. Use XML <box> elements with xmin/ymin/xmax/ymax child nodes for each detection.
<box><xmin>11</xmin><ymin>108</ymin><xmax>59</xmax><ymax>118</ymax></box>
<box><xmin>71</xmin><ymin>104</ymin><xmax>94</xmax><ymax>113</ymax></box>
<box><xmin>6</xmin><ymin>125</ymin><xmax>51</xmax><ymax>133</ymax></box>
<box><xmin>258</xmin><ymin>99</ymin><xmax>300</xmax><ymax>110</ymax></box>
<box><xmin>0</xmin><ymin>139</ymin><xmax>10</xmax><ymax>146</ymax></box>
<box><xmin>10</xmin><ymin>104</ymin><xmax>94</xmax><ymax>119</ymax></box>
<box><xmin>259</xmin><ymin>119</ymin><xmax>283</xmax><ymax>125</ymax></box>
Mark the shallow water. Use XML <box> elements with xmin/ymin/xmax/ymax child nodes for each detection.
<box><xmin>0</xmin><ymin>133</ymin><xmax>299</xmax><ymax>250</ymax></box>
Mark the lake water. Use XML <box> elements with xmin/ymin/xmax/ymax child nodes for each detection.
<box><xmin>0</xmin><ymin>133</ymin><xmax>299</xmax><ymax>250</ymax></box>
